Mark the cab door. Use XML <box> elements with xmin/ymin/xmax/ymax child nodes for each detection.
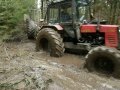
<box><xmin>59</xmin><ymin>2</ymin><xmax>75</xmax><ymax>40</ymax></box>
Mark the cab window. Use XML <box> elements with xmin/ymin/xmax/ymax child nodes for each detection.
<box><xmin>60</xmin><ymin>3</ymin><xmax>72</xmax><ymax>22</ymax></box>
<box><xmin>49</xmin><ymin>6</ymin><xmax>59</xmax><ymax>23</ymax></box>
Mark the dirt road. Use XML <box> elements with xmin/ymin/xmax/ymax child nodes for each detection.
<box><xmin>0</xmin><ymin>39</ymin><xmax>120</xmax><ymax>90</ymax></box>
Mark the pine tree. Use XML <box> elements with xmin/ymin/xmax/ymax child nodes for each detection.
<box><xmin>0</xmin><ymin>0</ymin><xmax>34</xmax><ymax>40</ymax></box>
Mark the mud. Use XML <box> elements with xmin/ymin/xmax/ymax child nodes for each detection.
<box><xmin>0</xmin><ymin>39</ymin><xmax>120</xmax><ymax>90</ymax></box>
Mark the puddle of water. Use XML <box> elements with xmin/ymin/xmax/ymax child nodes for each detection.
<box><xmin>40</xmin><ymin>53</ymin><xmax>85</xmax><ymax>68</ymax></box>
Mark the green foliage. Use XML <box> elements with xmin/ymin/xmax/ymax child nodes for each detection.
<box><xmin>0</xmin><ymin>0</ymin><xmax>34</xmax><ymax>40</ymax></box>
<box><xmin>91</xmin><ymin>0</ymin><xmax>120</xmax><ymax>24</ymax></box>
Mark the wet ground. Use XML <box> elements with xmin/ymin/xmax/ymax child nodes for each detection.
<box><xmin>0</xmin><ymin>39</ymin><xmax>120</xmax><ymax>90</ymax></box>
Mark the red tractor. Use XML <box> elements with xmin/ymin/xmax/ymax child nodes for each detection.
<box><xmin>36</xmin><ymin>0</ymin><xmax>120</xmax><ymax>78</ymax></box>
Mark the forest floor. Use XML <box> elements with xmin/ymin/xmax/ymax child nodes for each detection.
<box><xmin>0</xmin><ymin>37</ymin><xmax>120</xmax><ymax>90</ymax></box>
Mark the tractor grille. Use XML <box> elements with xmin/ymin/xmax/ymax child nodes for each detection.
<box><xmin>105</xmin><ymin>33</ymin><xmax>118</xmax><ymax>47</ymax></box>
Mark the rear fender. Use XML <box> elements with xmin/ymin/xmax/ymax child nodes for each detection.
<box><xmin>40</xmin><ymin>24</ymin><xmax>63</xmax><ymax>31</ymax></box>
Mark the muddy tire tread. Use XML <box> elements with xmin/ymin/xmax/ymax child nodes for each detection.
<box><xmin>36</xmin><ymin>28</ymin><xmax>64</xmax><ymax>57</ymax></box>
<box><xmin>86</xmin><ymin>46</ymin><xmax>120</xmax><ymax>78</ymax></box>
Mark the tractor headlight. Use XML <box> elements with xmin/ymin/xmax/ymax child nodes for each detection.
<box><xmin>119</xmin><ymin>29</ymin><xmax>120</xmax><ymax>32</ymax></box>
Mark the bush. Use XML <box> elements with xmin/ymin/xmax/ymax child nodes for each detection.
<box><xmin>0</xmin><ymin>0</ymin><xmax>34</xmax><ymax>41</ymax></box>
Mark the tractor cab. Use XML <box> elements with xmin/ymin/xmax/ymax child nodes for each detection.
<box><xmin>47</xmin><ymin>0</ymin><xmax>106</xmax><ymax>25</ymax></box>
<box><xmin>47</xmin><ymin>0</ymin><xmax>89</xmax><ymax>24</ymax></box>
<box><xmin>46</xmin><ymin>0</ymin><xmax>90</xmax><ymax>42</ymax></box>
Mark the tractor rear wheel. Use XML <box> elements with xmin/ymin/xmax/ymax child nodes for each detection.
<box><xmin>26</xmin><ymin>21</ymin><xmax>35</xmax><ymax>39</ymax></box>
<box><xmin>36</xmin><ymin>28</ymin><xmax>64</xmax><ymax>57</ymax></box>
<box><xmin>86</xmin><ymin>46</ymin><xmax>120</xmax><ymax>78</ymax></box>
<box><xmin>27</xmin><ymin>30</ymin><xmax>35</xmax><ymax>39</ymax></box>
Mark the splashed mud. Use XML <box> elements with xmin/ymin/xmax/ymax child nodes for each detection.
<box><xmin>0</xmin><ymin>40</ymin><xmax>120</xmax><ymax>90</ymax></box>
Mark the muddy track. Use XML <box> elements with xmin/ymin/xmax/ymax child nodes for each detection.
<box><xmin>0</xmin><ymin>40</ymin><xmax>120</xmax><ymax>90</ymax></box>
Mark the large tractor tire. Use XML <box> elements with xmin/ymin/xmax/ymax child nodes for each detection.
<box><xmin>36</xmin><ymin>28</ymin><xmax>65</xmax><ymax>57</ymax></box>
<box><xmin>26</xmin><ymin>19</ymin><xmax>38</xmax><ymax>39</ymax></box>
<box><xmin>85</xmin><ymin>46</ymin><xmax>120</xmax><ymax>78</ymax></box>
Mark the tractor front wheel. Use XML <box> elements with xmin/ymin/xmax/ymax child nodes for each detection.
<box><xmin>86</xmin><ymin>46</ymin><xmax>120</xmax><ymax>78</ymax></box>
<box><xmin>36</xmin><ymin>28</ymin><xmax>64</xmax><ymax>57</ymax></box>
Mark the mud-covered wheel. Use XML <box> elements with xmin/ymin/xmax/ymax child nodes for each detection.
<box><xmin>36</xmin><ymin>28</ymin><xmax>64</xmax><ymax>57</ymax></box>
<box><xmin>25</xmin><ymin>19</ymin><xmax>36</xmax><ymax>39</ymax></box>
<box><xmin>26</xmin><ymin>23</ymin><xmax>35</xmax><ymax>39</ymax></box>
<box><xmin>85</xmin><ymin>46</ymin><xmax>120</xmax><ymax>78</ymax></box>
<box><xmin>27</xmin><ymin>30</ymin><xmax>35</xmax><ymax>39</ymax></box>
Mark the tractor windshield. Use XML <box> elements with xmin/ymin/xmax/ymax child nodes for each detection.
<box><xmin>60</xmin><ymin>2</ymin><xmax>72</xmax><ymax>22</ymax></box>
<box><xmin>49</xmin><ymin>6</ymin><xmax>59</xmax><ymax>23</ymax></box>
<box><xmin>77</xmin><ymin>5</ymin><xmax>87</xmax><ymax>22</ymax></box>
<box><xmin>76</xmin><ymin>0</ymin><xmax>90</xmax><ymax>22</ymax></box>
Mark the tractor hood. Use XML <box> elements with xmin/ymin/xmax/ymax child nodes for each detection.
<box><xmin>80</xmin><ymin>24</ymin><xmax>119</xmax><ymax>33</ymax></box>
<box><xmin>80</xmin><ymin>24</ymin><xmax>119</xmax><ymax>48</ymax></box>
<box><xmin>100</xmin><ymin>25</ymin><xmax>118</xmax><ymax>33</ymax></box>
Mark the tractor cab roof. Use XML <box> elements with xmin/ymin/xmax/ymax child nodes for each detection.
<box><xmin>48</xmin><ymin>0</ymin><xmax>89</xmax><ymax>7</ymax></box>
<box><xmin>48</xmin><ymin>0</ymin><xmax>71</xmax><ymax>7</ymax></box>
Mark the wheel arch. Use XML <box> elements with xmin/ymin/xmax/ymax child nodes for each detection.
<box><xmin>40</xmin><ymin>25</ymin><xmax>63</xmax><ymax>32</ymax></box>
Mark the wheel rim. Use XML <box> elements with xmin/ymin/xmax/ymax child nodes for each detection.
<box><xmin>40</xmin><ymin>38</ymin><xmax>51</xmax><ymax>52</ymax></box>
<box><xmin>94</xmin><ymin>57</ymin><xmax>114</xmax><ymax>74</ymax></box>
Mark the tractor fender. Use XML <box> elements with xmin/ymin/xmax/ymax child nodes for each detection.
<box><xmin>53</xmin><ymin>24</ymin><xmax>63</xmax><ymax>30</ymax></box>
<box><xmin>40</xmin><ymin>24</ymin><xmax>63</xmax><ymax>31</ymax></box>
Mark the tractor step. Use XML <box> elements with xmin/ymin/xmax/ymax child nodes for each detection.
<box><xmin>64</xmin><ymin>42</ymin><xmax>91</xmax><ymax>51</ymax></box>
